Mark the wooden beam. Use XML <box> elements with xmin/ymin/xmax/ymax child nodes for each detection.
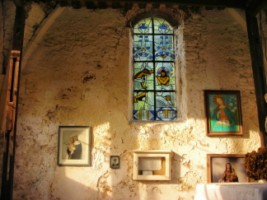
<box><xmin>246</xmin><ymin>0</ymin><xmax>267</xmax><ymax>16</ymax></box>
<box><xmin>246</xmin><ymin>10</ymin><xmax>267</xmax><ymax>147</ymax></box>
<box><xmin>59</xmin><ymin>0</ymin><xmax>246</xmax><ymax>9</ymax></box>
<box><xmin>12</xmin><ymin>0</ymin><xmax>24</xmax><ymax>7</ymax></box>
<box><xmin>117</xmin><ymin>0</ymin><xmax>245</xmax><ymax>8</ymax></box>
<box><xmin>12</xmin><ymin>6</ymin><xmax>25</xmax><ymax>50</ymax></box>
<box><xmin>8</xmin><ymin>5</ymin><xmax>25</xmax><ymax>198</ymax></box>
<box><xmin>71</xmin><ymin>0</ymin><xmax>82</xmax><ymax>9</ymax></box>
<box><xmin>0</xmin><ymin>5</ymin><xmax>25</xmax><ymax>200</ymax></box>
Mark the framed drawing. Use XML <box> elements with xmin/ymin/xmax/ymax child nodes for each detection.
<box><xmin>58</xmin><ymin>126</ymin><xmax>91</xmax><ymax>166</ymax></box>
<box><xmin>204</xmin><ymin>90</ymin><xmax>242</xmax><ymax>136</ymax></box>
<box><xmin>207</xmin><ymin>154</ymin><xmax>248</xmax><ymax>183</ymax></box>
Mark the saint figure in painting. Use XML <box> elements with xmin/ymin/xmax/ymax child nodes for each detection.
<box><xmin>156</xmin><ymin>68</ymin><xmax>172</xmax><ymax>118</ymax></box>
<box><xmin>219</xmin><ymin>162</ymin><xmax>239</xmax><ymax>182</ymax></box>
<box><xmin>211</xmin><ymin>95</ymin><xmax>236</xmax><ymax>131</ymax></box>
<box><xmin>133</xmin><ymin>68</ymin><xmax>153</xmax><ymax>103</ymax></box>
<box><xmin>67</xmin><ymin>135</ymin><xmax>82</xmax><ymax>159</ymax></box>
<box><xmin>156</xmin><ymin>69</ymin><xmax>171</xmax><ymax>101</ymax></box>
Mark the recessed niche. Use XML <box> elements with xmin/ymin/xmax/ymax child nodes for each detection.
<box><xmin>133</xmin><ymin>150</ymin><xmax>172</xmax><ymax>181</ymax></box>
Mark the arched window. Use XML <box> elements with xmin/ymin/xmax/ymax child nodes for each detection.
<box><xmin>132</xmin><ymin>17</ymin><xmax>177</xmax><ymax>121</ymax></box>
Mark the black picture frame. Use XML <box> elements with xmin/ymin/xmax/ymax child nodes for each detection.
<box><xmin>58</xmin><ymin>126</ymin><xmax>91</xmax><ymax>166</ymax></box>
<box><xmin>110</xmin><ymin>155</ymin><xmax>120</xmax><ymax>169</ymax></box>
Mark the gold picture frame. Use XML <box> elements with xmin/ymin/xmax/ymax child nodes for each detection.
<box><xmin>204</xmin><ymin>90</ymin><xmax>243</xmax><ymax>136</ymax></box>
<box><xmin>207</xmin><ymin>154</ymin><xmax>248</xmax><ymax>183</ymax></box>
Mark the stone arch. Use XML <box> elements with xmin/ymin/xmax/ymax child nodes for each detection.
<box><xmin>125</xmin><ymin>5</ymin><xmax>185</xmax><ymax>28</ymax></box>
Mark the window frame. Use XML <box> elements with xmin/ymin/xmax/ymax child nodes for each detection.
<box><xmin>131</xmin><ymin>17</ymin><xmax>179</xmax><ymax>122</ymax></box>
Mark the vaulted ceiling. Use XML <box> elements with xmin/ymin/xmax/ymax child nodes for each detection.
<box><xmin>15</xmin><ymin>0</ymin><xmax>267</xmax><ymax>16</ymax></box>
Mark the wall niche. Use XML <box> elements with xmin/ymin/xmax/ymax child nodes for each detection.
<box><xmin>133</xmin><ymin>150</ymin><xmax>172</xmax><ymax>181</ymax></box>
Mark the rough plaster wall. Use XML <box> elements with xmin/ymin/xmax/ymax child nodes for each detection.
<box><xmin>0</xmin><ymin>0</ymin><xmax>16</xmax><ymax>73</ymax></box>
<box><xmin>23</xmin><ymin>3</ymin><xmax>46</xmax><ymax>50</ymax></box>
<box><xmin>13</xmin><ymin>7</ymin><xmax>261</xmax><ymax>200</ymax></box>
<box><xmin>260</xmin><ymin>11</ymin><xmax>267</xmax><ymax>80</ymax></box>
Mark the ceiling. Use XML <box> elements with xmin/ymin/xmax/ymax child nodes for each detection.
<box><xmin>24</xmin><ymin>0</ymin><xmax>267</xmax><ymax>16</ymax></box>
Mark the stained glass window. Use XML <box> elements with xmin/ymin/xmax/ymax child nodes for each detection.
<box><xmin>133</xmin><ymin>18</ymin><xmax>177</xmax><ymax>121</ymax></box>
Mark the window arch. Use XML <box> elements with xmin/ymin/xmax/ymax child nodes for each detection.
<box><xmin>132</xmin><ymin>17</ymin><xmax>177</xmax><ymax>121</ymax></box>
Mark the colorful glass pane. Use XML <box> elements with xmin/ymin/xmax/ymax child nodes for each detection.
<box><xmin>133</xmin><ymin>35</ymin><xmax>153</xmax><ymax>61</ymax></box>
<box><xmin>133</xmin><ymin>17</ymin><xmax>177</xmax><ymax>121</ymax></box>
<box><xmin>154</xmin><ymin>18</ymin><xmax>173</xmax><ymax>34</ymax></box>
<box><xmin>156</xmin><ymin>107</ymin><xmax>177</xmax><ymax>121</ymax></box>
<box><xmin>155</xmin><ymin>63</ymin><xmax>175</xmax><ymax>89</ymax></box>
<box><xmin>155</xmin><ymin>91</ymin><xmax>177</xmax><ymax>121</ymax></box>
<box><xmin>134</xmin><ymin>63</ymin><xmax>154</xmax><ymax>90</ymax></box>
<box><xmin>133</xmin><ymin>92</ymin><xmax>155</xmax><ymax>120</ymax></box>
<box><xmin>154</xmin><ymin>35</ymin><xmax>174</xmax><ymax>61</ymax></box>
<box><xmin>133</xmin><ymin>18</ymin><xmax>153</xmax><ymax>34</ymax></box>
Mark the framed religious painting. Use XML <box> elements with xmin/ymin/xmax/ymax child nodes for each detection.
<box><xmin>207</xmin><ymin>154</ymin><xmax>248</xmax><ymax>183</ymax></box>
<box><xmin>58</xmin><ymin>126</ymin><xmax>91</xmax><ymax>166</ymax></box>
<box><xmin>204</xmin><ymin>90</ymin><xmax>243</xmax><ymax>136</ymax></box>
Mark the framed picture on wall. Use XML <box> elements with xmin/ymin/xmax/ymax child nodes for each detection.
<box><xmin>204</xmin><ymin>90</ymin><xmax>243</xmax><ymax>136</ymax></box>
<box><xmin>58</xmin><ymin>126</ymin><xmax>91</xmax><ymax>166</ymax></box>
<box><xmin>110</xmin><ymin>155</ymin><xmax>120</xmax><ymax>169</ymax></box>
<box><xmin>207</xmin><ymin>154</ymin><xmax>248</xmax><ymax>183</ymax></box>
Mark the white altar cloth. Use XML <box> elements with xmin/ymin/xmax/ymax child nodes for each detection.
<box><xmin>194</xmin><ymin>183</ymin><xmax>267</xmax><ymax>200</ymax></box>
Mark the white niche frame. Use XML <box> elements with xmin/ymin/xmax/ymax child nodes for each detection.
<box><xmin>133</xmin><ymin>150</ymin><xmax>172</xmax><ymax>181</ymax></box>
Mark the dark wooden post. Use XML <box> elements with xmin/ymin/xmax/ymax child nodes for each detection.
<box><xmin>0</xmin><ymin>4</ymin><xmax>25</xmax><ymax>200</ymax></box>
<box><xmin>246</xmin><ymin>11</ymin><xmax>267</xmax><ymax>147</ymax></box>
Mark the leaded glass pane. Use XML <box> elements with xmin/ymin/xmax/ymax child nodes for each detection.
<box><xmin>155</xmin><ymin>63</ymin><xmax>175</xmax><ymax>89</ymax></box>
<box><xmin>155</xmin><ymin>91</ymin><xmax>176</xmax><ymax>108</ymax></box>
<box><xmin>154</xmin><ymin>18</ymin><xmax>173</xmax><ymax>34</ymax></box>
<box><xmin>154</xmin><ymin>35</ymin><xmax>174</xmax><ymax>61</ymax></box>
<box><xmin>134</xmin><ymin>63</ymin><xmax>154</xmax><ymax>90</ymax></box>
<box><xmin>132</xmin><ymin>17</ymin><xmax>177</xmax><ymax>121</ymax></box>
<box><xmin>133</xmin><ymin>18</ymin><xmax>153</xmax><ymax>34</ymax></box>
<box><xmin>133</xmin><ymin>92</ymin><xmax>155</xmax><ymax>120</ymax></box>
<box><xmin>134</xmin><ymin>35</ymin><xmax>153</xmax><ymax>61</ymax></box>
<box><xmin>156</xmin><ymin>107</ymin><xmax>177</xmax><ymax>121</ymax></box>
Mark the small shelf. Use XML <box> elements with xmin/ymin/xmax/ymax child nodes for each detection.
<box><xmin>133</xmin><ymin>150</ymin><xmax>172</xmax><ymax>181</ymax></box>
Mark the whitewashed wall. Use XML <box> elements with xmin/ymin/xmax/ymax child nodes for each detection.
<box><xmin>13</xmin><ymin>6</ymin><xmax>261</xmax><ymax>200</ymax></box>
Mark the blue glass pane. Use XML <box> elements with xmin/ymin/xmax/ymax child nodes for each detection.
<box><xmin>133</xmin><ymin>92</ymin><xmax>155</xmax><ymax>120</ymax></box>
<box><xmin>132</xmin><ymin>17</ymin><xmax>177</xmax><ymax>121</ymax></box>
<box><xmin>155</xmin><ymin>92</ymin><xmax>177</xmax><ymax>120</ymax></box>
<box><xmin>154</xmin><ymin>35</ymin><xmax>175</xmax><ymax>61</ymax></box>
<box><xmin>133</xmin><ymin>18</ymin><xmax>153</xmax><ymax>34</ymax></box>
<box><xmin>156</xmin><ymin>107</ymin><xmax>177</xmax><ymax>121</ymax></box>
<box><xmin>134</xmin><ymin>63</ymin><xmax>154</xmax><ymax>90</ymax></box>
<box><xmin>133</xmin><ymin>35</ymin><xmax>153</xmax><ymax>61</ymax></box>
<box><xmin>155</xmin><ymin>63</ymin><xmax>175</xmax><ymax>89</ymax></box>
<box><xmin>154</xmin><ymin>18</ymin><xmax>173</xmax><ymax>34</ymax></box>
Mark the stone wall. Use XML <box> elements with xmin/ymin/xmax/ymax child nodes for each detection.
<box><xmin>13</xmin><ymin>6</ymin><xmax>262</xmax><ymax>200</ymax></box>
<box><xmin>260</xmin><ymin>11</ymin><xmax>267</xmax><ymax>79</ymax></box>
<box><xmin>0</xmin><ymin>0</ymin><xmax>16</xmax><ymax>74</ymax></box>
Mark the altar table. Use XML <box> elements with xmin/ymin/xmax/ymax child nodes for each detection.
<box><xmin>194</xmin><ymin>183</ymin><xmax>267</xmax><ymax>200</ymax></box>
